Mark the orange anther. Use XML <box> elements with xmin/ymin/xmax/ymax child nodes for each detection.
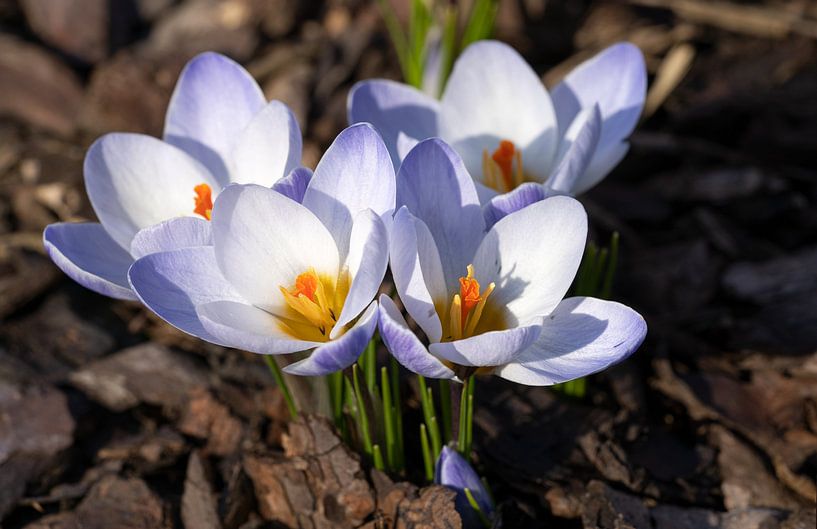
<box><xmin>293</xmin><ymin>272</ymin><xmax>319</xmax><ymax>302</ymax></box>
<box><xmin>491</xmin><ymin>140</ymin><xmax>516</xmax><ymax>192</ymax></box>
<box><xmin>193</xmin><ymin>183</ymin><xmax>213</xmax><ymax>220</ymax></box>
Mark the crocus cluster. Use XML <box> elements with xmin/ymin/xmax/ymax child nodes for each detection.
<box><xmin>44</xmin><ymin>44</ymin><xmax>647</xmax><ymax>522</ymax></box>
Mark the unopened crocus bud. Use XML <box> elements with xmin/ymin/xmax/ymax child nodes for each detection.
<box><xmin>435</xmin><ymin>446</ymin><xmax>493</xmax><ymax>527</ymax></box>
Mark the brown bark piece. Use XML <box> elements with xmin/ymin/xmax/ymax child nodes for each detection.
<box><xmin>69</xmin><ymin>343</ymin><xmax>209</xmax><ymax>413</ymax></box>
<box><xmin>182</xmin><ymin>451</ymin><xmax>221</xmax><ymax>529</ymax></box>
<box><xmin>244</xmin><ymin>415</ymin><xmax>375</xmax><ymax>529</ymax></box>
<box><xmin>74</xmin><ymin>475</ymin><xmax>168</xmax><ymax>529</ymax></box>
<box><xmin>0</xmin><ymin>383</ymin><xmax>75</xmax><ymax>518</ymax></box>
<box><xmin>178</xmin><ymin>387</ymin><xmax>243</xmax><ymax>457</ymax></box>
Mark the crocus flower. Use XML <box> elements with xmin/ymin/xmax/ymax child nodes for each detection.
<box><xmin>348</xmin><ymin>41</ymin><xmax>646</xmax><ymax>211</ymax></box>
<box><xmin>436</xmin><ymin>447</ymin><xmax>494</xmax><ymax>527</ymax></box>
<box><xmin>128</xmin><ymin>124</ymin><xmax>394</xmax><ymax>375</ymax></box>
<box><xmin>378</xmin><ymin>138</ymin><xmax>646</xmax><ymax>384</ymax></box>
<box><xmin>44</xmin><ymin>52</ymin><xmax>303</xmax><ymax>300</ymax></box>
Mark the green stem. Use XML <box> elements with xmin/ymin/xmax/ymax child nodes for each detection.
<box><xmin>457</xmin><ymin>377</ymin><xmax>469</xmax><ymax>454</ymax></box>
<box><xmin>420</xmin><ymin>424</ymin><xmax>434</xmax><ymax>481</ymax></box>
<box><xmin>350</xmin><ymin>365</ymin><xmax>373</xmax><ymax>459</ymax></box>
<box><xmin>418</xmin><ymin>375</ymin><xmax>442</xmax><ymax>458</ymax></box>
<box><xmin>439</xmin><ymin>379</ymin><xmax>453</xmax><ymax>444</ymax></box>
<box><xmin>465</xmin><ymin>376</ymin><xmax>475</xmax><ymax>456</ymax></box>
<box><xmin>381</xmin><ymin>366</ymin><xmax>397</xmax><ymax>471</ymax></box>
<box><xmin>263</xmin><ymin>356</ymin><xmax>298</xmax><ymax>419</ymax></box>
<box><xmin>390</xmin><ymin>357</ymin><xmax>405</xmax><ymax>471</ymax></box>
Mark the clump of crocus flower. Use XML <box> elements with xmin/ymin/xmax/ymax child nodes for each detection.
<box><xmin>348</xmin><ymin>40</ymin><xmax>646</xmax><ymax>213</ymax></box>
<box><xmin>44</xmin><ymin>52</ymin><xmax>302</xmax><ymax>299</ymax></box>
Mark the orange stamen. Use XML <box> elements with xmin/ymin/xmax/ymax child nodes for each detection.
<box><xmin>459</xmin><ymin>275</ymin><xmax>482</xmax><ymax>325</ymax></box>
<box><xmin>193</xmin><ymin>183</ymin><xmax>213</xmax><ymax>220</ymax></box>
<box><xmin>491</xmin><ymin>140</ymin><xmax>516</xmax><ymax>192</ymax></box>
<box><xmin>293</xmin><ymin>272</ymin><xmax>319</xmax><ymax>302</ymax></box>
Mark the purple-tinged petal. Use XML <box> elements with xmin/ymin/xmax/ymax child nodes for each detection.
<box><xmin>429</xmin><ymin>322</ymin><xmax>542</xmax><ymax>368</ymax></box>
<box><xmin>272</xmin><ymin>167</ymin><xmax>313</xmax><ymax>203</ymax></box>
<box><xmin>378</xmin><ymin>295</ymin><xmax>455</xmax><ymax>379</ymax></box>
<box><xmin>84</xmin><ymin>132</ymin><xmax>218</xmax><ymax>249</ymax></box>
<box><xmin>547</xmin><ymin>104</ymin><xmax>602</xmax><ymax>195</ymax></box>
<box><xmin>128</xmin><ymin>246</ymin><xmax>244</xmax><ymax>344</ymax></box>
<box><xmin>347</xmin><ymin>80</ymin><xmax>441</xmax><ymax>168</ymax></box>
<box><xmin>332</xmin><ymin>210</ymin><xmax>389</xmax><ymax>338</ymax></box>
<box><xmin>284</xmin><ymin>301</ymin><xmax>379</xmax><ymax>376</ymax></box>
<box><xmin>211</xmin><ymin>184</ymin><xmax>339</xmax><ymax>316</ymax></box>
<box><xmin>230</xmin><ymin>100</ymin><xmax>302</xmax><ymax>187</ymax></box>
<box><xmin>44</xmin><ymin>223</ymin><xmax>136</xmax><ymax>300</ymax></box>
<box><xmin>435</xmin><ymin>446</ymin><xmax>494</xmax><ymax>520</ymax></box>
<box><xmin>398</xmin><ymin>138</ymin><xmax>485</xmax><ymax>288</ymax></box>
<box><xmin>574</xmin><ymin>141</ymin><xmax>630</xmax><ymax>195</ymax></box>
<box><xmin>302</xmin><ymin>123</ymin><xmax>396</xmax><ymax>261</ymax></box>
<box><xmin>390</xmin><ymin>207</ymin><xmax>445</xmax><ymax>343</ymax></box>
<box><xmin>496</xmin><ymin>297</ymin><xmax>646</xmax><ymax>386</ymax></box>
<box><xmin>552</xmin><ymin>43</ymin><xmax>646</xmax><ymax>149</ymax></box>
<box><xmin>197</xmin><ymin>300</ymin><xmax>320</xmax><ymax>354</ymax></box>
<box><xmin>471</xmin><ymin>196</ymin><xmax>587</xmax><ymax>324</ymax></box>
<box><xmin>130</xmin><ymin>217</ymin><xmax>212</xmax><ymax>259</ymax></box>
<box><xmin>396</xmin><ymin>131</ymin><xmax>419</xmax><ymax>162</ymax></box>
<box><xmin>440</xmin><ymin>40</ymin><xmax>558</xmax><ymax>183</ymax></box>
<box><xmin>164</xmin><ymin>52</ymin><xmax>266</xmax><ymax>185</ymax></box>
<box><xmin>482</xmin><ymin>182</ymin><xmax>547</xmax><ymax>228</ymax></box>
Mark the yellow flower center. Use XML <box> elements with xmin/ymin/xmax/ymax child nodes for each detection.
<box><xmin>446</xmin><ymin>264</ymin><xmax>496</xmax><ymax>341</ymax></box>
<box><xmin>482</xmin><ymin>140</ymin><xmax>527</xmax><ymax>193</ymax></box>
<box><xmin>278</xmin><ymin>268</ymin><xmax>349</xmax><ymax>341</ymax></box>
<box><xmin>193</xmin><ymin>183</ymin><xmax>213</xmax><ymax>220</ymax></box>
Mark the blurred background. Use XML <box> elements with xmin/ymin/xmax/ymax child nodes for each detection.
<box><xmin>0</xmin><ymin>1</ymin><xmax>816</xmax><ymax>528</ymax></box>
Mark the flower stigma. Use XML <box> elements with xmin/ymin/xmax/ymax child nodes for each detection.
<box><xmin>482</xmin><ymin>140</ymin><xmax>524</xmax><ymax>193</ymax></box>
<box><xmin>193</xmin><ymin>183</ymin><xmax>213</xmax><ymax>220</ymax></box>
<box><xmin>448</xmin><ymin>264</ymin><xmax>496</xmax><ymax>341</ymax></box>
<box><xmin>279</xmin><ymin>268</ymin><xmax>348</xmax><ymax>341</ymax></box>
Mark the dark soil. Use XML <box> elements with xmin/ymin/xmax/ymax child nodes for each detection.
<box><xmin>1</xmin><ymin>0</ymin><xmax>816</xmax><ymax>528</ymax></box>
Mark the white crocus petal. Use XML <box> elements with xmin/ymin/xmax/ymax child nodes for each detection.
<box><xmin>197</xmin><ymin>300</ymin><xmax>321</xmax><ymax>355</ymax></box>
<box><xmin>302</xmin><ymin>123</ymin><xmax>395</xmax><ymax>261</ymax></box>
<box><xmin>128</xmin><ymin>246</ymin><xmax>244</xmax><ymax>344</ymax></box>
<box><xmin>470</xmin><ymin>196</ymin><xmax>587</xmax><ymax>325</ymax></box>
<box><xmin>331</xmin><ymin>210</ymin><xmax>389</xmax><ymax>338</ymax></box>
<box><xmin>44</xmin><ymin>223</ymin><xmax>136</xmax><ymax>300</ymax></box>
<box><xmin>390</xmin><ymin>207</ymin><xmax>445</xmax><ymax>343</ymax></box>
<box><xmin>396</xmin><ymin>131</ymin><xmax>420</xmax><ymax>162</ymax></box>
<box><xmin>573</xmin><ymin>141</ymin><xmax>630</xmax><ymax>195</ymax></box>
<box><xmin>429</xmin><ymin>322</ymin><xmax>542</xmax><ymax>368</ymax></box>
<box><xmin>164</xmin><ymin>52</ymin><xmax>266</xmax><ymax>186</ymax></box>
<box><xmin>378</xmin><ymin>295</ymin><xmax>456</xmax><ymax>379</ymax></box>
<box><xmin>551</xmin><ymin>42</ymin><xmax>647</xmax><ymax>148</ymax></box>
<box><xmin>130</xmin><ymin>217</ymin><xmax>212</xmax><ymax>260</ymax></box>
<box><xmin>347</xmin><ymin>79</ymin><xmax>441</xmax><ymax>168</ymax></box>
<box><xmin>547</xmin><ymin>105</ymin><xmax>602</xmax><ymax>195</ymax></box>
<box><xmin>439</xmin><ymin>40</ymin><xmax>559</xmax><ymax>183</ymax></box>
<box><xmin>211</xmin><ymin>184</ymin><xmax>339</xmax><ymax>316</ymax></box>
<box><xmin>230</xmin><ymin>100</ymin><xmax>303</xmax><ymax>187</ymax></box>
<box><xmin>397</xmin><ymin>139</ymin><xmax>485</xmax><ymax>288</ymax></box>
<box><xmin>84</xmin><ymin>133</ymin><xmax>219</xmax><ymax>250</ymax></box>
<box><xmin>495</xmin><ymin>297</ymin><xmax>646</xmax><ymax>386</ymax></box>
<box><xmin>285</xmin><ymin>301</ymin><xmax>379</xmax><ymax>376</ymax></box>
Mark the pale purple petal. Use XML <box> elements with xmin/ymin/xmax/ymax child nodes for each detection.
<box><xmin>230</xmin><ymin>100</ymin><xmax>303</xmax><ymax>187</ymax></box>
<box><xmin>272</xmin><ymin>167</ymin><xmax>313</xmax><ymax>203</ymax></box>
<box><xmin>397</xmin><ymin>138</ymin><xmax>485</xmax><ymax>288</ymax></box>
<box><xmin>552</xmin><ymin>42</ymin><xmax>646</xmax><ymax>149</ymax></box>
<box><xmin>547</xmin><ymin>104</ymin><xmax>602</xmax><ymax>195</ymax></box>
<box><xmin>482</xmin><ymin>182</ymin><xmax>548</xmax><ymax>228</ymax></box>
<box><xmin>43</xmin><ymin>223</ymin><xmax>136</xmax><ymax>300</ymax></box>
<box><xmin>389</xmin><ymin>207</ymin><xmax>445</xmax><ymax>343</ymax></box>
<box><xmin>471</xmin><ymin>196</ymin><xmax>587</xmax><ymax>324</ymax></box>
<box><xmin>347</xmin><ymin>80</ymin><xmax>441</xmax><ymax>168</ymax></box>
<box><xmin>332</xmin><ymin>210</ymin><xmax>389</xmax><ymax>337</ymax></box>
<box><xmin>164</xmin><ymin>52</ymin><xmax>266</xmax><ymax>185</ymax></box>
<box><xmin>197</xmin><ymin>300</ymin><xmax>320</xmax><ymax>354</ymax></box>
<box><xmin>130</xmin><ymin>217</ymin><xmax>212</xmax><ymax>259</ymax></box>
<box><xmin>435</xmin><ymin>446</ymin><xmax>494</xmax><ymax>519</ymax></box>
<box><xmin>128</xmin><ymin>246</ymin><xmax>244</xmax><ymax>344</ymax></box>
<box><xmin>211</xmin><ymin>184</ymin><xmax>339</xmax><ymax>316</ymax></box>
<box><xmin>84</xmin><ymin>132</ymin><xmax>218</xmax><ymax>249</ymax></box>
<box><xmin>378</xmin><ymin>295</ymin><xmax>455</xmax><ymax>379</ymax></box>
<box><xmin>284</xmin><ymin>301</ymin><xmax>379</xmax><ymax>376</ymax></box>
<box><xmin>496</xmin><ymin>297</ymin><xmax>646</xmax><ymax>385</ymax></box>
<box><xmin>302</xmin><ymin>123</ymin><xmax>395</xmax><ymax>261</ymax></box>
<box><xmin>574</xmin><ymin>141</ymin><xmax>630</xmax><ymax>195</ymax></box>
<box><xmin>429</xmin><ymin>323</ymin><xmax>542</xmax><ymax>368</ymax></box>
<box><xmin>440</xmin><ymin>40</ymin><xmax>558</xmax><ymax>182</ymax></box>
